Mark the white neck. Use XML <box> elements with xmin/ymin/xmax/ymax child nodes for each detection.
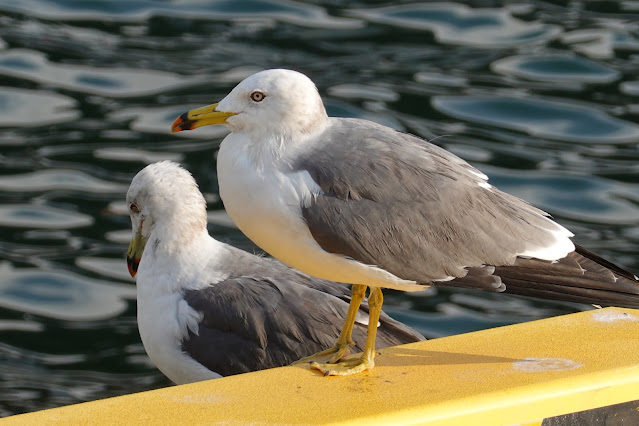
<box><xmin>137</xmin><ymin>228</ymin><xmax>227</xmax><ymax>295</ymax></box>
<box><xmin>222</xmin><ymin>121</ymin><xmax>328</xmax><ymax>175</ymax></box>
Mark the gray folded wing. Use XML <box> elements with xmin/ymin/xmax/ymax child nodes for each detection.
<box><xmin>295</xmin><ymin>118</ymin><xmax>639</xmax><ymax>306</ymax></box>
<box><xmin>181</xmin><ymin>256</ymin><xmax>424</xmax><ymax>377</ymax></box>
<box><xmin>296</xmin><ymin>118</ymin><xmax>565</xmax><ymax>284</ymax></box>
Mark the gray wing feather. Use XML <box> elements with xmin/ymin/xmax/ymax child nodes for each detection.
<box><xmin>181</xmin><ymin>253</ymin><xmax>424</xmax><ymax>377</ymax></box>
<box><xmin>296</xmin><ymin>118</ymin><xmax>561</xmax><ymax>282</ymax></box>
<box><xmin>295</xmin><ymin>119</ymin><xmax>639</xmax><ymax>308</ymax></box>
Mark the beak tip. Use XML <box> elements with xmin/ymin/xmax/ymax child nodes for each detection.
<box><xmin>170</xmin><ymin>112</ymin><xmax>192</xmax><ymax>133</ymax></box>
<box><xmin>127</xmin><ymin>256</ymin><xmax>139</xmax><ymax>278</ymax></box>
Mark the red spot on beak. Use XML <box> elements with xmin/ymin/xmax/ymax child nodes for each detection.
<box><xmin>170</xmin><ymin>112</ymin><xmax>194</xmax><ymax>133</ymax></box>
<box><xmin>127</xmin><ymin>256</ymin><xmax>140</xmax><ymax>278</ymax></box>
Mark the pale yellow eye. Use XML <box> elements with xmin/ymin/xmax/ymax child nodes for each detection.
<box><xmin>250</xmin><ymin>91</ymin><xmax>265</xmax><ymax>102</ymax></box>
<box><xmin>130</xmin><ymin>203</ymin><xmax>140</xmax><ymax>214</ymax></box>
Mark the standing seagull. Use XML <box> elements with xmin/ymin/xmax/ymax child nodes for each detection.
<box><xmin>126</xmin><ymin>161</ymin><xmax>424</xmax><ymax>384</ymax></box>
<box><xmin>171</xmin><ymin>69</ymin><xmax>639</xmax><ymax>376</ymax></box>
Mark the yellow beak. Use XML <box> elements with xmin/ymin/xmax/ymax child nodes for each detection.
<box><xmin>170</xmin><ymin>103</ymin><xmax>237</xmax><ymax>133</ymax></box>
<box><xmin>126</xmin><ymin>225</ymin><xmax>147</xmax><ymax>278</ymax></box>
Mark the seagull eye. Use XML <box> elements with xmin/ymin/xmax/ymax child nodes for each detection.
<box><xmin>250</xmin><ymin>91</ymin><xmax>265</xmax><ymax>102</ymax></box>
<box><xmin>130</xmin><ymin>203</ymin><xmax>140</xmax><ymax>214</ymax></box>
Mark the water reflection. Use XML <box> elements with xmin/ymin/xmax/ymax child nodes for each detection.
<box><xmin>327</xmin><ymin>83</ymin><xmax>400</xmax><ymax>102</ymax></box>
<box><xmin>350</xmin><ymin>3</ymin><xmax>561</xmax><ymax>47</ymax></box>
<box><xmin>0</xmin><ymin>320</ymin><xmax>44</xmax><ymax>333</ymax></box>
<box><xmin>0</xmin><ymin>170</ymin><xmax>125</xmax><ymax>193</ymax></box>
<box><xmin>75</xmin><ymin>257</ymin><xmax>134</xmax><ymax>283</ymax></box>
<box><xmin>0</xmin><ymin>263</ymin><xmax>135</xmax><ymax>321</ymax></box>
<box><xmin>93</xmin><ymin>148</ymin><xmax>183</xmax><ymax>164</ymax></box>
<box><xmin>0</xmin><ymin>344</ymin><xmax>169</xmax><ymax>417</ymax></box>
<box><xmin>0</xmin><ymin>0</ymin><xmax>360</xmax><ymax>28</ymax></box>
<box><xmin>0</xmin><ymin>88</ymin><xmax>78</xmax><ymax>128</ymax></box>
<box><xmin>0</xmin><ymin>205</ymin><xmax>93</xmax><ymax>229</ymax></box>
<box><xmin>491</xmin><ymin>53</ymin><xmax>620</xmax><ymax>83</ymax></box>
<box><xmin>560</xmin><ymin>29</ymin><xmax>639</xmax><ymax>59</ymax></box>
<box><xmin>414</xmin><ymin>72</ymin><xmax>468</xmax><ymax>88</ymax></box>
<box><xmin>432</xmin><ymin>95</ymin><xmax>639</xmax><ymax>144</ymax></box>
<box><xmin>484</xmin><ymin>166</ymin><xmax>639</xmax><ymax>225</ymax></box>
<box><xmin>620</xmin><ymin>81</ymin><xmax>639</xmax><ymax>96</ymax></box>
<box><xmin>0</xmin><ymin>49</ymin><xmax>205</xmax><ymax>98</ymax></box>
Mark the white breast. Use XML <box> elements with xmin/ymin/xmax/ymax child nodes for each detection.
<box><xmin>135</xmin><ymin>235</ymin><xmax>224</xmax><ymax>384</ymax></box>
<box><xmin>217</xmin><ymin>134</ymin><xmax>422</xmax><ymax>291</ymax></box>
<box><xmin>137</xmin><ymin>292</ymin><xmax>221</xmax><ymax>384</ymax></box>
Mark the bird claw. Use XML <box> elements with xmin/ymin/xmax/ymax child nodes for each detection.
<box><xmin>292</xmin><ymin>342</ymin><xmax>353</xmax><ymax>366</ymax></box>
<box><xmin>310</xmin><ymin>357</ymin><xmax>375</xmax><ymax>376</ymax></box>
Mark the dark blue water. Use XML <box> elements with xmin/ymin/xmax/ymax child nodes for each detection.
<box><xmin>1</xmin><ymin>0</ymin><xmax>638</xmax><ymax>417</ymax></box>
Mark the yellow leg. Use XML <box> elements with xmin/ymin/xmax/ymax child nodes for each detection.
<box><xmin>310</xmin><ymin>287</ymin><xmax>383</xmax><ymax>376</ymax></box>
<box><xmin>293</xmin><ymin>284</ymin><xmax>367</xmax><ymax>365</ymax></box>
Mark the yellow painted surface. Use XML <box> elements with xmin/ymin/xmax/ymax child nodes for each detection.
<box><xmin>5</xmin><ymin>307</ymin><xmax>639</xmax><ymax>425</ymax></box>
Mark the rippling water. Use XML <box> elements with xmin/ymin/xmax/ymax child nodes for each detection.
<box><xmin>1</xmin><ymin>0</ymin><xmax>638</xmax><ymax>417</ymax></box>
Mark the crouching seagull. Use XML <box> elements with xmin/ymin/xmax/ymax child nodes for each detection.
<box><xmin>171</xmin><ymin>69</ymin><xmax>639</xmax><ymax>376</ymax></box>
<box><xmin>126</xmin><ymin>161</ymin><xmax>424</xmax><ymax>384</ymax></box>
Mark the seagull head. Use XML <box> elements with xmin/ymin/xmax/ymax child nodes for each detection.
<box><xmin>171</xmin><ymin>69</ymin><xmax>329</xmax><ymax>141</ymax></box>
<box><xmin>126</xmin><ymin>161</ymin><xmax>207</xmax><ymax>278</ymax></box>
